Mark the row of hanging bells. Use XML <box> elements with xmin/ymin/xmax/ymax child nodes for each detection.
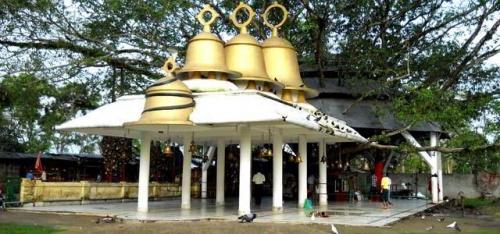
<box><xmin>180</xmin><ymin>2</ymin><xmax>318</xmax><ymax>101</ymax></box>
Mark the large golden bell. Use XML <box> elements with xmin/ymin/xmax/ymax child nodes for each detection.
<box><xmin>176</xmin><ymin>5</ymin><xmax>240</xmax><ymax>80</ymax></box>
<box><xmin>124</xmin><ymin>57</ymin><xmax>194</xmax><ymax>129</ymax></box>
<box><xmin>261</xmin><ymin>2</ymin><xmax>318</xmax><ymax>102</ymax></box>
<box><xmin>225</xmin><ymin>3</ymin><xmax>283</xmax><ymax>92</ymax></box>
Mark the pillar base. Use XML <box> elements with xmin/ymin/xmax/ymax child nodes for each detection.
<box><xmin>181</xmin><ymin>204</ymin><xmax>190</xmax><ymax>209</ymax></box>
<box><xmin>272</xmin><ymin>207</ymin><xmax>283</xmax><ymax>213</ymax></box>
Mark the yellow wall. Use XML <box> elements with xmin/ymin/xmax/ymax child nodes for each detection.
<box><xmin>20</xmin><ymin>179</ymin><xmax>184</xmax><ymax>204</ymax></box>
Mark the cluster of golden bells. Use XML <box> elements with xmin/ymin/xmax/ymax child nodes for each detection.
<box><xmin>125</xmin><ymin>2</ymin><xmax>322</xmax><ymax>158</ymax></box>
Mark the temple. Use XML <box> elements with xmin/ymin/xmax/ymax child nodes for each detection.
<box><xmin>55</xmin><ymin>2</ymin><xmax>444</xmax><ymax>217</ymax></box>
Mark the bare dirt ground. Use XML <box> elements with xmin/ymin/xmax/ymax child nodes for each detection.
<box><xmin>0</xmin><ymin>201</ymin><xmax>499</xmax><ymax>234</ymax></box>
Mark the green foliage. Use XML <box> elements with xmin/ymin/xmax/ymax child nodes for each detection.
<box><xmin>446</xmin><ymin>130</ymin><xmax>499</xmax><ymax>173</ymax></box>
<box><xmin>0</xmin><ymin>74</ymin><xmax>101</xmax><ymax>153</ymax></box>
<box><xmin>463</xmin><ymin>198</ymin><xmax>495</xmax><ymax>208</ymax></box>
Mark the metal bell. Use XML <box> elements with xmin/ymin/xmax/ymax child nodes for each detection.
<box><xmin>124</xmin><ymin>57</ymin><xmax>194</xmax><ymax>130</ymax></box>
<box><xmin>261</xmin><ymin>2</ymin><xmax>318</xmax><ymax>102</ymax></box>
<box><xmin>225</xmin><ymin>2</ymin><xmax>283</xmax><ymax>92</ymax></box>
<box><xmin>176</xmin><ymin>5</ymin><xmax>240</xmax><ymax>80</ymax></box>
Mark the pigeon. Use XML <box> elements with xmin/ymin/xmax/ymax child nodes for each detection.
<box><xmin>282</xmin><ymin>115</ymin><xmax>288</xmax><ymax>122</ymax></box>
<box><xmin>310</xmin><ymin>212</ymin><xmax>316</xmax><ymax>221</ymax></box>
<box><xmin>437</xmin><ymin>218</ymin><xmax>445</xmax><ymax>222</ymax></box>
<box><xmin>421</xmin><ymin>215</ymin><xmax>426</xmax><ymax>220</ymax></box>
<box><xmin>238</xmin><ymin>213</ymin><xmax>257</xmax><ymax>223</ymax></box>
<box><xmin>425</xmin><ymin>226</ymin><xmax>433</xmax><ymax>231</ymax></box>
<box><xmin>331</xmin><ymin>224</ymin><xmax>339</xmax><ymax>234</ymax></box>
<box><xmin>446</xmin><ymin>221</ymin><xmax>461</xmax><ymax>232</ymax></box>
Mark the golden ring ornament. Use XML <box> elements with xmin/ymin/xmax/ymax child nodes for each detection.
<box><xmin>196</xmin><ymin>4</ymin><xmax>220</xmax><ymax>33</ymax></box>
<box><xmin>262</xmin><ymin>1</ymin><xmax>289</xmax><ymax>37</ymax></box>
<box><xmin>229</xmin><ymin>2</ymin><xmax>255</xmax><ymax>34</ymax></box>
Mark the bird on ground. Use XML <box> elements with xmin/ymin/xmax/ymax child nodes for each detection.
<box><xmin>310</xmin><ymin>212</ymin><xmax>316</xmax><ymax>221</ymax></box>
<box><xmin>437</xmin><ymin>218</ymin><xmax>445</xmax><ymax>222</ymax></box>
<box><xmin>446</xmin><ymin>221</ymin><xmax>461</xmax><ymax>232</ymax></box>
<box><xmin>425</xmin><ymin>226</ymin><xmax>433</xmax><ymax>231</ymax></box>
<box><xmin>421</xmin><ymin>215</ymin><xmax>426</xmax><ymax>219</ymax></box>
<box><xmin>331</xmin><ymin>224</ymin><xmax>339</xmax><ymax>234</ymax></box>
<box><xmin>238</xmin><ymin>213</ymin><xmax>257</xmax><ymax>223</ymax></box>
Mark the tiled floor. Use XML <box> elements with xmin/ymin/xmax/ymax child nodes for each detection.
<box><xmin>14</xmin><ymin>197</ymin><xmax>433</xmax><ymax>226</ymax></box>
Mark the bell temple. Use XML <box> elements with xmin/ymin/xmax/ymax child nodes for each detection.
<box><xmin>55</xmin><ymin>2</ymin><xmax>445</xmax><ymax>220</ymax></box>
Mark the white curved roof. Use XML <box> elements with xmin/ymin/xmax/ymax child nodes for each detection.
<box><xmin>56</xmin><ymin>91</ymin><xmax>367</xmax><ymax>143</ymax></box>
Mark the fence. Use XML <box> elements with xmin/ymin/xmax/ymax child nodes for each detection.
<box><xmin>20</xmin><ymin>179</ymin><xmax>184</xmax><ymax>206</ymax></box>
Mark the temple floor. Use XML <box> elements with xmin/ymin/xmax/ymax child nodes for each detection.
<box><xmin>13</xmin><ymin>197</ymin><xmax>433</xmax><ymax>226</ymax></box>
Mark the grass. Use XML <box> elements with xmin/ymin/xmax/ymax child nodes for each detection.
<box><xmin>0</xmin><ymin>223</ymin><xmax>63</xmax><ymax>234</ymax></box>
<box><xmin>463</xmin><ymin>198</ymin><xmax>495</xmax><ymax>208</ymax></box>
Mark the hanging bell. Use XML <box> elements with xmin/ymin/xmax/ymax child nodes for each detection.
<box><xmin>264</xmin><ymin>148</ymin><xmax>273</xmax><ymax>157</ymax></box>
<box><xmin>164</xmin><ymin>144</ymin><xmax>174</xmax><ymax>157</ymax></box>
<box><xmin>225</xmin><ymin>2</ymin><xmax>283</xmax><ymax>92</ymax></box>
<box><xmin>261</xmin><ymin>2</ymin><xmax>318</xmax><ymax>103</ymax></box>
<box><xmin>295</xmin><ymin>155</ymin><xmax>303</xmax><ymax>164</ymax></box>
<box><xmin>189</xmin><ymin>140</ymin><xmax>197</xmax><ymax>154</ymax></box>
<box><xmin>124</xmin><ymin>57</ymin><xmax>194</xmax><ymax>130</ymax></box>
<box><xmin>176</xmin><ymin>5</ymin><xmax>240</xmax><ymax>81</ymax></box>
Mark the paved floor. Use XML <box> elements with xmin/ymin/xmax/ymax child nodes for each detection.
<box><xmin>14</xmin><ymin>197</ymin><xmax>433</xmax><ymax>226</ymax></box>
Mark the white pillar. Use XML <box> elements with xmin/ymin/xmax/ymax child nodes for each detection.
<box><xmin>319</xmin><ymin>140</ymin><xmax>328</xmax><ymax>207</ymax></box>
<box><xmin>238</xmin><ymin>125</ymin><xmax>252</xmax><ymax>215</ymax></box>
<box><xmin>430</xmin><ymin>132</ymin><xmax>439</xmax><ymax>204</ymax></box>
<box><xmin>272</xmin><ymin>129</ymin><xmax>283</xmax><ymax>212</ymax></box>
<box><xmin>181</xmin><ymin>133</ymin><xmax>192</xmax><ymax>209</ymax></box>
<box><xmin>137</xmin><ymin>134</ymin><xmax>151</xmax><ymax>213</ymax></box>
<box><xmin>298</xmin><ymin>135</ymin><xmax>307</xmax><ymax>208</ymax></box>
<box><xmin>216</xmin><ymin>139</ymin><xmax>225</xmax><ymax>205</ymax></box>
<box><xmin>437</xmin><ymin>151</ymin><xmax>444</xmax><ymax>201</ymax></box>
<box><xmin>201</xmin><ymin>145</ymin><xmax>208</xmax><ymax>199</ymax></box>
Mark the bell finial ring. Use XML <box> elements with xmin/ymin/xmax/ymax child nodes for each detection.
<box><xmin>196</xmin><ymin>4</ymin><xmax>220</xmax><ymax>33</ymax></box>
<box><xmin>161</xmin><ymin>57</ymin><xmax>178</xmax><ymax>76</ymax></box>
<box><xmin>262</xmin><ymin>1</ymin><xmax>288</xmax><ymax>37</ymax></box>
<box><xmin>230</xmin><ymin>2</ymin><xmax>255</xmax><ymax>34</ymax></box>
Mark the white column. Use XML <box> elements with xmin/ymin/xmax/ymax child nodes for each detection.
<box><xmin>238</xmin><ymin>125</ymin><xmax>252</xmax><ymax>215</ymax></box>
<box><xmin>437</xmin><ymin>151</ymin><xmax>444</xmax><ymax>201</ymax></box>
<box><xmin>181</xmin><ymin>133</ymin><xmax>193</xmax><ymax>209</ymax></box>
<box><xmin>216</xmin><ymin>139</ymin><xmax>225</xmax><ymax>205</ymax></box>
<box><xmin>319</xmin><ymin>140</ymin><xmax>328</xmax><ymax>207</ymax></box>
<box><xmin>201</xmin><ymin>145</ymin><xmax>207</xmax><ymax>199</ymax></box>
<box><xmin>298</xmin><ymin>135</ymin><xmax>307</xmax><ymax>208</ymax></box>
<box><xmin>272</xmin><ymin>129</ymin><xmax>283</xmax><ymax>212</ymax></box>
<box><xmin>137</xmin><ymin>134</ymin><xmax>151</xmax><ymax>213</ymax></box>
<box><xmin>430</xmin><ymin>132</ymin><xmax>439</xmax><ymax>204</ymax></box>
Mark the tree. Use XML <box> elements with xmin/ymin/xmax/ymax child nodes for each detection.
<box><xmin>0</xmin><ymin>0</ymin><xmax>498</xmax><ymax>165</ymax></box>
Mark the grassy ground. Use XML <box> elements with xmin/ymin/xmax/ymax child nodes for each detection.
<box><xmin>0</xmin><ymin>199</ymin><xmax>498</xmax><ymax>234</ymax></box>
<box><xmin>0</xmin><ymin>223</ymin><xmax>62</xmax><ymax>234</ymax></box>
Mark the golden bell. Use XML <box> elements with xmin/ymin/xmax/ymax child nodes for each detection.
<box><xmin>261</xmin><ymin>2</ymin><xmax>318</xmax><ymax>102</ymax></box>
<box><xmin>124</xmin><ymin>57</ymin><xmax>194</xmax><ymax>130</ymax></box>
<box><xmin>225</xmin><ymin>2</ymin><xmax>283</xmax><ymax>92</ymax></box>
<box><xmin>164</xmin><ymin>144</ymin><xmax>173</xmax><ymax>157</ymax></box>
<box><xmin>176</xmin><ymin>5</ymin><xmax>240</xmax><ymax>80</ymax></box>
<box><xmin>189</xmin><ymin>141</ymin><xmax>197</xmax><ymax>154</ymax></box>
<box><xmin>264</xmin><ymin>148</ymin><xmax>273</xmax><ymax>157</ymax></box>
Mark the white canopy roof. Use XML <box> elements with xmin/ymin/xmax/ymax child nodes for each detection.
<box><xmin>56</xmin><ymin>91</ymin><xmax>367</xmax><ymax>144</ymax></box>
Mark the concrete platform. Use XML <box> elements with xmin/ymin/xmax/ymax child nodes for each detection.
<box><xmin>14</xmin><ymin>198</ymin><xmax>433</xmax><ymax>226</ymax></box>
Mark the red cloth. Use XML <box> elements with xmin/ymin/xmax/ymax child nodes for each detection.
<box><xmin>34</xmin><ymin>152</ymin><xmax>44</xmax><ymax>173</ymax></box>
<box><xmin>374</xmin><ymin>161</ymin><xmax>384</xmax><ymax>188</ymax></box>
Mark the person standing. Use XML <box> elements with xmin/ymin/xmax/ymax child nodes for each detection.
<box><xmin>347</xmin><ymin>175</ymin><xmax>358</xmax><ymax>203</ymax></box>
<box><xmin>380</xmin><ymin>173</ymin><xmax>392</xmax><ymax>208</ymax></box>
<box><xmin>252</xmin><ymin>171</ymin><xmax>265</xmax><ymax>206</ymax></box>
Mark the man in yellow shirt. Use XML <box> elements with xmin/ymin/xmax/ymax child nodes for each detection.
<box><xmin>380</xmin><ymin>173</ymin><xmax>392</xmax><ymax>209</ymax></box>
